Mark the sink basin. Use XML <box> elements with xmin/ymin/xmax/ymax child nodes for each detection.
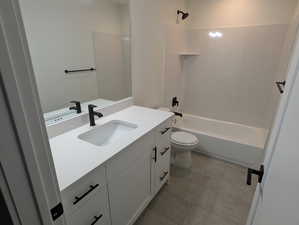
<box><xmin>78</xmin><ymin>120</ymin><xmax>138</xmax><ymax>147</ymax></box>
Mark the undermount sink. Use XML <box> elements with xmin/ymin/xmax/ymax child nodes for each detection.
<box><xmin>78</xmin><ymin>120</ymin><xmax>138</xmax><ymax>147</ymax></box>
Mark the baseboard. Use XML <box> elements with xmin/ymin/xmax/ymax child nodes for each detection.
<box><xmin>192</xmin><ymin>148</ymin><xmax>252</xmax><ymax>168</ymax></box>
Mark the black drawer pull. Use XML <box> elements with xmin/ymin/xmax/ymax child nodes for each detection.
<box><xmin>160</xmin><ymin>127</ymin><xmax>171</xmax><ymax>135</ymax></box>
<box><xmin>153</xmin><ymin>146</ymin><xmax>157</xmax><ymax>162</ymax></box>
<box><xmin>91</xmin><ymin>214</ymin><xmax>103</xmax><ymax>225</ymax></box>
<box><xmin>160</xmin><ymin>171</ymin><xmax>169</xmax><ymax>181</ymax></box>
<box><xmin>73</xmin><ymin>184</ymin><xmax>100</xmax><ymax>205</ymax></box>
<box><xmin>161</xmin><ymin>147</ymin><xmax>170</xmax><ymax>156</ymax></box>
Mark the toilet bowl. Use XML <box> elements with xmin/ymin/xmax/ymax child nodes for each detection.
<box><xmin>158</xmin><ymin>107</ymin><xmax>199</xmax><ymax>169</ymax></box>
<box><xmin>171</xmin><ymin>131</ymin><xmax>199</xmax><ymax>169</ymax></box>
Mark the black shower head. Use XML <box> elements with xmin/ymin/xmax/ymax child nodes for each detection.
<box><xmin>177</xmin><ymin>10</ymin><xmax>189</xmax><ymax>20</ymax></box>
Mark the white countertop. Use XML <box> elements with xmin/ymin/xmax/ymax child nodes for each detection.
<box><xmin>50</xmin><ymin>106</ymin><xmax>173</xmax><ymax>191</ymax></box>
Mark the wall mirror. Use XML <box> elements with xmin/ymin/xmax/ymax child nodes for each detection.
<box><xmin>19</xmin><ymin>0</ymin><xmax>131</xmax><ymax>125</ymax></box>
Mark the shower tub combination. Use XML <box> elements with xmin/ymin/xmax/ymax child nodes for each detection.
<box><xmin>174</xmin><ymin>114</ymin><xmax>268</xmax><ymax>168</ymax></box>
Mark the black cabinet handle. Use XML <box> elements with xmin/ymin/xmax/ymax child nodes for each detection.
<box><xmin>160</xmin><ymin>147</ymin><xmax>170</xmax><ymax>156</ymax></box>
<box><xmin>91</xmin><ymin>214</ymin><xmax>103</xmax><ymax>225</ymax></box>
<box><xmin>247</xmin><ymin>165</ymin><xmax>264</xmax><ymax>185</ymax></box>
<box><xmin>160</xmin><ymin>171</ymin><xmax>169</xmax><ymax>181</ymax></box>
<box><xmin>160</xmin><ymin>127</ymin><xmax>171</xmax><ymax>135</ymax></box>
<box><xmin>73</xmin><ymin>184</ymin><xmax>100</xmax><ymax>205</ymax></box>
<box><xmin>153</xmin><ymin>146</ymin><xmax>157</xmax><ymax>162</ymax></box>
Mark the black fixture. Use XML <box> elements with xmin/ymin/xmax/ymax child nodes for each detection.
<box><xmin>160</xmin><ymin>171</ymin><xmax>169</xmax><ymax>181</ymax></box>
<box><xmin>161</xmin><ymin>147</ymin><xmax>170</xmax><ymax>156</ymax></box>
<box><xmin>247</xmin><ymin>165</ymin><xmax>264</xmax><ymax>185</ymax></box>
<box><xmin>177</xmin><ymin>10</ymin><xmax>189</xmax><ymax>20</ymax></box>
<box><xmin>173</xmin><ymin>111</ymin><xmax>183</xmax><ymax>117</ymax></box>
<box><xmin>153</xmin><ymin>146</ymin><xmax>157</xmax><ymax>162</ymax></box>
<box><xmin>64</xmin><ymin>67</ymin><xmax>95</xmax><ymax>74</ymax></box>
<box><xmin>69</xmin><ymin>100</ymin><xmax>82</xmax><ymax>114</ymax></box>
<box><xmin>88</xmin><ymin>104</ymin><xmax>103</xmax><ymax>126</ymax></box>
<box><xmin>275</xmin><ymin>80</ymin><xmax>286</xmax><ymax>94</ymax></box>
<box><xmin>160</xmin><ymin>127</ymin><xmax>171</xmax><ymax>135</ymax></box>
<box><xmin>172</xmin><ymin>96</ymin><xmax>179</xmax><ymax>107</ymax></box>
<box><xmin>50</xmin><ymin>202</ymin><xmax>64</xmax><ymax>221</ymax></box>
<box><xmin>91</xmin><ymin>214</ymin><xmax>103</xmax><ymax>225</ymax></box>
<box><xmin>73</xmin><ymin>184</ymin><xmax>100</xmax><ymax>205</ymax></box>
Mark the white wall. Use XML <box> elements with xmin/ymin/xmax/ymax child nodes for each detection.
<box><xmin>162</xmin><ymin>0</ymin><xmax>299</xmax><ymax>129</ymax></box>
<box><xmin>130</xmin><ymin>0</ymin><xmax>187</xmax><ymax>108</ymax></box>
<box><xmin>93</xmin><ymin>32</ymin><xmax>131</xmax><ymax>100</ymax></box>
<box><xmin>19</xmin><ymin>0</ymin><xmax>125</xmax><ymax>112</ymax></box>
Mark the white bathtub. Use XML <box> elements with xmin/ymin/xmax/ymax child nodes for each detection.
<box><xmin>174</xmin><ymin>114</ymin><xmax>268</xmax><ymax>168</ymax></box>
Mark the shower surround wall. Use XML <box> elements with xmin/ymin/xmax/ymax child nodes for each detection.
<box><xmin>163</xmin><ymin>0</ymin><xmax>299</xmax><ymax>130</ymax></box>
<box><xmin>183</xmin><ymin>25</ymin><xmax>287</xmax><ymax>129</ymax></box>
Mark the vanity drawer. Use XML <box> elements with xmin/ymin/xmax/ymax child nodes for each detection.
<box><xmin>66</xmin><ymin>185</ymin><xmax>110</xmax><ymax>225</ymax></box>
<box><xmin>156</xmin><ymin>119</ymin><xmax>172</xmax><ymax>138</ymax></box>
<box><xmin>156</xmin><ymin>119</ymin><xmax>172</xmax><ymax>161</ymax></box>
<box><xmin>61</xmin><ymin>165</ymin><xmax>107</xmax><ymax>215</ymax></box>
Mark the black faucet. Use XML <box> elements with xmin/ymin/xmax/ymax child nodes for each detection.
<box><xmin>172</xmin><ymin>97</ymin><xmax>179</xmax><ymax>107</ymax></box>
<box><xmin>88</xmin><ymin>104</ymin><xmax>103</xmax><ymax>126</ymax></box>
<box><xmin>69</xmin><ymin>100</ymin><xmax>82</xmax><ymax>114</ymax></box>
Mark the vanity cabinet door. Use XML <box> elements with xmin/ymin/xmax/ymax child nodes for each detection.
<box><xmin>106</xmin><ymin>134</ymin><xmax>154</xmax><ymax>225</ymax></box>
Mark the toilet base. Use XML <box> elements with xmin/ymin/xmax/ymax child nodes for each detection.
<box><xmin>171</xmin><ymin>148</ymin><xmax>192</xmax><ymax>169</ymax></box>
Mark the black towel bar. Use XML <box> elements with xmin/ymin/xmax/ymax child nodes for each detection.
<box><xmin>64</xmin><ymin>67</ymin><xmax>95</xmax><ymax>74</ymax></box>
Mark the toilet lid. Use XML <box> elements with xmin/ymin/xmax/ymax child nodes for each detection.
<box><xmin>171</xmin><ymin>131</ymin><xmax>198</xmax><ymax>146</ymax></box>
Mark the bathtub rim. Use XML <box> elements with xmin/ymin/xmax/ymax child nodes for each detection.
<box><xmin>174</xmin><ymin>113</ymin><xmax>268</xmax><ymax>149</ymax></box>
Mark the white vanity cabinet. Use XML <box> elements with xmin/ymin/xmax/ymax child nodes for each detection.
<box><xmin>60</xmin><ymin>116</ymin><xmax>172</xmax><ymax>225</ymax></box>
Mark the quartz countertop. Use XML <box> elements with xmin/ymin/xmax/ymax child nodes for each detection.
<box><xmin>49</xmin><ymin>106</ymin><xmax>173</xmax><ymax>191</ymax></box>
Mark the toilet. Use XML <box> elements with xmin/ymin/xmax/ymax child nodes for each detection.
<box><xmin>171</xmin><ymin>131</ymin><xmax>199</xmax><ymax>169</ymax></box>
<box><xmin>158</xmin><ymin>107</ymin><xmax>199</xmax><ymax>169</ymax></box>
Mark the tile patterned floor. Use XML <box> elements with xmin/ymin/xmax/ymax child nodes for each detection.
<box><xmin>134</xmin><ymin>152</ymin><xmax>257</xmax><ymax>225</ymax></box>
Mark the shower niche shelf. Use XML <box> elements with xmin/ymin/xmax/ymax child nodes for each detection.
<box><xmin>178</xmin><ymin>51</ymin><xmax>200</xmax><ymax>56</ymax></box>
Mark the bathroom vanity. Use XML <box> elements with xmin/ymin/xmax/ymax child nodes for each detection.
<box><xmin>49</xmin><ymin>106</ymin><xmax>173</xmax><ymax>225</ymax></box>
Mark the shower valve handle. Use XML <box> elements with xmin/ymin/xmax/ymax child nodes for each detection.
<box><xmin>247</xmin><ymin>165</ymin><xmax>264</xmax><ymax>185</ymax></box>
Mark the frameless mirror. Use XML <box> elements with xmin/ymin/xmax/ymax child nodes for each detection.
<box><xmin>19</xmin><ymin>0</ymin><xmax>131</xmax><ymax>125</ymax></box>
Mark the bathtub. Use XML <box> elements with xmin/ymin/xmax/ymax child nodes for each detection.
<box><xmin>174</xmin><ymin>114</ymin><xmax>268</xmax><ymax>168</ymax></box>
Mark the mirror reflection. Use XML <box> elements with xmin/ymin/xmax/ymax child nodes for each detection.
<box><xmin>19</xmin><ymin>0</ymin><xmax>131</xmax><ymax>124</ymax></box>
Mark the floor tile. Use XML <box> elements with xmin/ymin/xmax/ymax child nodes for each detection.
<box><xmin>183</xmin><ymin>205</ymin><xmax>239</xmax><ymax>225</ymax></box>
<box><xmin>134</xmin><ymin>209</ymin><xmax>177</xmax><ymax>225</ymax></box>
<box><xmin>148</xmin><ymin>186</ymin><xmax>190</xmax><ymax>225</ymax></box>
<box><xmin>134</xmin><ymin>152</ymin><xmax>256</xmax><ymax>225</ymax></box>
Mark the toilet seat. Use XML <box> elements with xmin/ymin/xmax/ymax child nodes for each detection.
<box><xmin>171</xmin><ymin>131</ymin><xmax>198</xmax><ymax>147</ymax></box>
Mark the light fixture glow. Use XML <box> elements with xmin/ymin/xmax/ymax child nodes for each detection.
<box><xmin>209</xmin><ymin>31</ymin><xmax>223</xmax><ymax>38</ymax></box>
